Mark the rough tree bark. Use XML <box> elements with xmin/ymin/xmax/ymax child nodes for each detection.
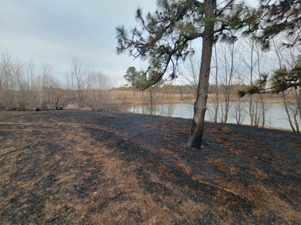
<box><xmin>188</xmin><ymin>0</ymin><xmax>215</xmax><ymax>149</ymax></box>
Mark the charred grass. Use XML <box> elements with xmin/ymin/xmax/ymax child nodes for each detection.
<box><xmin>0</xmin><ymin>110</ymin><xmax>300</xmax><ymax>224</ymax></box>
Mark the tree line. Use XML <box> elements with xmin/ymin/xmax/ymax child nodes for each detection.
<box><xmin>0</xmin><ymin>54</ymin><xmax>112</xmax><ymax>111</ymax></box>
<box><xmin>183</xmin><ymin>35</ymin><xmax>300</xmax><ymax>133</ymax></box>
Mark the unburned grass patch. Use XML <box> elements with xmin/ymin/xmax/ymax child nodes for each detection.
<box><xmin>161</xmin><ymin>149</ymin><xmax>191</xmax><ymax>175</ymax></box>
<box><xmin>205</xmin><ymin>158</ymin><xmax>239</xmax><ymax>175</ymax></box>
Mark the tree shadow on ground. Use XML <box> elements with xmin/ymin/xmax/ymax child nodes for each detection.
<box><xmin>0</xmin><ymin>110</ymin><xmax>300</xmax><ymax>224</ymax></box>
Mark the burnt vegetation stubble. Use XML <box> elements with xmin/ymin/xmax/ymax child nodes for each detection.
<box><xmin>0</xmin><ymin>110</ymin><xmax>301</xmax><ymax>224</ymax></box>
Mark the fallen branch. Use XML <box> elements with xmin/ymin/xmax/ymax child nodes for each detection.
<box><xmin>196</xmin><ymin>179</ymin><xmax>241</xmax><ymax>198</ymax></box>
<box><xmin>160</xmin><ymin>128</ymin><xmax>169</xmax><ymax>137</ymax></box>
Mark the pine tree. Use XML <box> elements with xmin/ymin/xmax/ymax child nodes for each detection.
<box><xmin>238</xmin><ymin>64</ymin><xmax>301</xmax><ymax>96</ymax></box>
<box><xmin>255</xmin><ymin>0</ymin><xmax>301</xmax><ymax>48</ymax></box>
<box><xmin>239</xmin><ymin>0</ymin><xmax>301</xmax><ymax>100</ymax></box>
<box><xmin>116</xmin><ymin>0</ymin><xmax>258</xmax><ymax>149</ymax></box>
<box><xmin>124</xmin><ymin>66</ymin><xmax>141</xmax><ymax>87</ymax></box>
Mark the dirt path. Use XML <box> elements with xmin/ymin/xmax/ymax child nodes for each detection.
<box><xmin>0</xmin><ymin>110</ymin><xmax>300</xmax><ymax>224</ymax></box>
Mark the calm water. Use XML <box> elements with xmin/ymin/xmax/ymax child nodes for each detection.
<box><xmin>128</xmin><ymin>103</ymin><xmax>296</xmax><ymax>130</ymax></box>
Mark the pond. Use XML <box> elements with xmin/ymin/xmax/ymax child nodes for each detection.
<box><xmin>128</xmin><ymin>102</ymin><xmax>296</xmax><ymax>130</ymax></box>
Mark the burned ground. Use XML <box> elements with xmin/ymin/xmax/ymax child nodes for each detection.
<box><xmin>0</xmin><ymin>110</ymin><xmax>300</xmax><ymax>224</ymax></box>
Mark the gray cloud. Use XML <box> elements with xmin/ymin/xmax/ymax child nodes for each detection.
<box><xmin>0</xmin><ymin>0</ymin><xmax>157</xmax><ymax>82</ymax></box>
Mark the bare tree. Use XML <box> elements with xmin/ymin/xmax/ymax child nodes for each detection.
<box><xmin>142</xmin><ymin>76</ymin><xmax>164</xmax><ymax>115</ymax></box>
<box><xmin>211</xmin><ymin>44</ymin><xmax>220</xmax><ymax>123</ymax></box>
<box><xmin>0</xmin><ymin>53</ymin><xmax>31</xmax><ymax>109</ymax></box>
<box><xmin>232</xmin><ymin>98</ymin><xmax>246</xmax><ymax>124</ymax></box>
<box><xmin>65</xmin><ymin>57</ymin><xmax>91</xmax><ymax>109</ymax></box>
<box><xmin>0</xmin><ymin>52</ymin><xmax>67</xmax><ymax>110</ymax></box>
<box><xmin>24</xmin><ymin>60</ymin><xmax>39</xmax><ymax>106</ymax></box>
<box><xmin>25</xmin><ymin>60</ymin><xmax>35</xmax><ymax>91</ymax></box>
<box><xmin>52</xmin><ymin>80</ymin><xmax>65</xmax><ymax>108</ymax></box>
<box><xmin>39</xmin><ymin>63</ymin><xmax>54</xmax><ymax>108</ymax></box>
<box><xmin>231</xmin><ymin>74</ymin><xmax>247</xmax><ymax>124</ymax></box>
<box><xmin>219</xmin><ymin>42</ymin><xmax>239</xmax><ymax>123</ymax></box>
<box><xmin>88</xmin><ymin>71</ymin><xmax>112</xmax><ymax>111</ymax></box>
<box><xmin>181</xmin><ymin>52</ymin><xmax>200</xmax><ymax>98</ymax></box>
<box><xmin>241</xmin><ymin>38</ymin><xmax>270</xmax><ymax>127</ymax></box>
<box><xmin>241</xmin><ymin>39</ymin><xmax>258</xmax><ymax>126</ymax></box>
<box><xmin>0</xmin><ymin>53</ymin><xmax>15</xmax><ymax>109</ymax></box>
<box><xmin>241</xmin><ymin>34</ymin><xmax>301</xmax><ymax>133</ymax></box>
<box><xmin>143</xmin><ymin>85</ymin><xmax>160</xmax><ymax>115</ymax></box>
<box><xmin>272</xmin><ymin>36</ymin><xmax>301</xmax><ymax>133</ymax></box>
<box><xmin>162</xmin><ymin>82</ymin><xmax>178</xmax><ymax>116</ymax></box>
<box><xmin>15</xmin><ymin>58</ymin><xmax>32</xmax><ymax>109</ymax></box>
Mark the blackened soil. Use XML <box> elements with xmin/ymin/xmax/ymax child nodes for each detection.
<box><xmin>0</xmin><ymin>110</ymin><xmax>300</xmax><ymax>224</ymax></box>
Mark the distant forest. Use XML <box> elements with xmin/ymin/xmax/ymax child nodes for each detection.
<box><xmin>0</xmin><ymin>35</ymin><xmax>300</xmax><ymax>134</ymax></box>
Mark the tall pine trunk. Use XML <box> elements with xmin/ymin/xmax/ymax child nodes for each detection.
<box><xmin>188</xmin><ymin>0</ymin><xmax>215</xmax><ymax>150</ymax></box>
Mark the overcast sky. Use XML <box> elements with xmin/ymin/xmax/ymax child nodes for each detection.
<box><xmin>0</xmin><ymin>0</ymin><xmax>277</xmax><ymax>87</ymax></box>
<box><xmin>0</xmin><ymin>0</ymin><xmax>157</xmax><ymax>84</ymax></box>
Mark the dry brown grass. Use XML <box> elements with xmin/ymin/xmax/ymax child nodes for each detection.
<box><xmin>1</xmin><ymin>110</ymin><xmax>301</xmax><ymax>224</ymax></box>
<box><xmin>205</xmin><ymin>158</ymin><xmax>239</xmax><ymax>175</ymax></box>
<box><xmin>161</xmin><ymin>149</ymin><xmax>191</xmax><ymax>175</ymax></box>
